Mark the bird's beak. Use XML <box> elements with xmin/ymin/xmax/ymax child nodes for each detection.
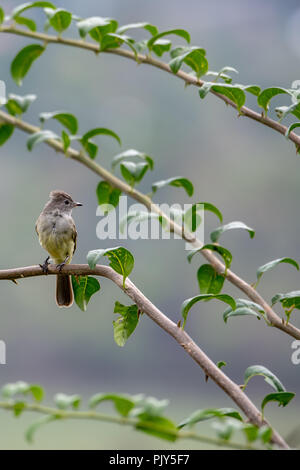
<box><xmin>75</xmin><ymin>202</ymin><xmax>83</xmax><ymax>207</ymax></box>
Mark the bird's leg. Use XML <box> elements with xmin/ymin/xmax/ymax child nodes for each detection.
<box><xmin>40</xmin><ymin>256</ymin><xmax>50</xmax><ymax>274</ymax></box>
<box><xmin>56</xmin><ymin>255</ymin><xmax>70</xmax><ymax>273</ymax></box>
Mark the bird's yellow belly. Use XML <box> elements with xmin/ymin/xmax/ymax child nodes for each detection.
<box><xmin>39</xmin><ymin>230</ymin><xmax>74</xmax><ymax>264</ymax></box>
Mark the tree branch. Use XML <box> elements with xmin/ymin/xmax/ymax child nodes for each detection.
<box><xmin>0</xmin><ymin>263</ymin><xmax>289</xmax><ymax>449</ymax></box>
<box><xmin>0</xmin><ymin>25</ymin><xmax>299</xmax><ymax>150</ymax></box>
<box><xmin>0</xmin><ymin>108</ymin><xmax>299</xmax><ymax>340</ymax></box>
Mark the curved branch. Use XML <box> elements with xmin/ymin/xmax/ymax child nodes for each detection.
<box><xmin>0</xmin><ymin>401</ymin><xmax>258</xmax><ymax>450</ymax></box>
<box><xmin>0</xmin><ymin>109</ymin><xmax>299</xmax><ymax>340</ymax></box>
<box><xmin>0</xmin><ymin>263</ymin><xmax>289</xmax><ymax>449</ymax></box>
<box><xmin>0</xmin><ymin>25</ymin><xmax>299</xmax><ymax>150</ymax></box>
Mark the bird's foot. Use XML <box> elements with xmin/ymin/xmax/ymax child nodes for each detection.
<box><xmin>56</xmin><ymin>256</ymin><xmax>70</xmax><ymax>273</ymax></box>
<box><xmin>40</xmin><ymin>256</ymin><xmax>50</xmax><ymax>274</ymax></box>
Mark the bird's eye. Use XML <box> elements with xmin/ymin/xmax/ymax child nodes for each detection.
<box><xmin>65</xmin><ymin>200</ymin><xmax>70</xmax><ymax>205</ymax></box>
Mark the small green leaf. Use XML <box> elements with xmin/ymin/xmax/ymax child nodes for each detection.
<box><xmin>71</xmin><ymin>275</ymin><xmax>100</xmax><ymax>312</ymax></box>
<box><xmin>152</xmin><ymin>177</ymin><xmax>194</xmax><ymax>197</ymax></box>
<box><xmin>54</xmin><ymin>393</ymin><xmax>81</xmax><ymax>410</ymax></box>
<box><xmin>11</xmin><ymin>44</ymin><xmax>45</xmax><ymax>85</ymax></box>
<box><xmin>243</xmin><ymin>365</ymin><xmax>285</xmax><ymax>392</ymax></box>
<box><xmin>2</xmin><ymin>381</ymin><xmax>30</xmax><ymax>398</ymax></box>
<box><xmin>210</xmin><ymin>221</ymin><xmax>255</xmax><ymax>243</ymax></box>
<box><xmin>169</xmin><ymin>47</ymin><xmax>208</xmax><ymax>78</ymax></box>
<box><xmin>200</xmin><ymin>202</ymin><xmax>223</xmax><ymax>222</ymax></box>
<box><xmin>285</xmin><ymin>122</ymin><xmax>300</xmax><ymax>138</ymax></box>
<box><xmin>258</xmin><ymin>425</ymin><xmax>273</xmax><ymax>444</ymax></box>
<box><xmin>113</xmin><ymin>302</ymin><xmax>139</xmax><ymax>347</ymax></box>
<box><xmin>120</xmin><ymin>161</ymin><xmax>149</xmax><ymax>185</ymax></box>
<box><xmin>275</xmin><ymin>103</ymin><xmax>300</xmax><ymax>121</ymax></box>
<box><xmin>100</xmin><ymin>33</ymin><xmax>138</xmax><ymax>58</ymax></box>
<box><xmin>181</xmin><ymin>294</ymin><xmax>236</xmax><ymax>328</ymax></box>
<box><xmin>117</xmin><ymin>22</ymin><xmax>158</xmax><ymax>36</ymax></box>
<box><xmin>14</xmin><ymin>16</ymin><xmax>37</xmax><ymax>31</ymax></box>
<box><xmin>197</xmin><ymin>265</ymin><xmax>225</xmax><ymax>295</ymax></box>
<box><xmin>261</xmin><ymin>392</ymin><xmax>295</xmax><ymax>414</ymax></box>
<box><xmin>96</xmin><ymin>181</ymin><xmax>121</xmax><ymax>211</ymax></box>
<box><xmin>0</xmin><ymin>7</ymin><xmax>4</xmax><ymax>25</ymax></box>
<box><xmin>0</xmin><ymin>123</ymin><xmax>14</xmax><ymax>145</ymax></box>
<box><xmin>256</xmin><ymin>257</ymin><xmax>299</xmax><ymax>285</ymax></box>
<box><xmin>80</xmin><ymin>127</ymin><xmax>121</xmax><ymax>157</ymax></box>
<box><xmin>217</xmin><ymin>361</ymin><xmax>227</xmax><ymax>369</ymax></box>
<box><xmin>25</xmin><ymin>415</ymin><xmax>57</xmax><ymax>444</ymax></box>
<box><xmin>136</xmin><ymin>416</ymin><xmax>178</xmax><ymax>442</ymax></box>
<box><xmin>178</xmin><ymin>407</ymin><xmax>242</xmax><ymax>429</ymax></box>
<box><xmin>147</xmin><ymin>29</ymin><xmax>190</xmax><ymax>51</ymax></box>
<box><xmin>76</xmin><ymin>17</ymin><xmax>118</xmax><ymax>41</ymax></box>
<box><xmin>89</xmin><ymin>393</ymin><xmax>135</xmax><ymax>416</ymax></box>
<box><xmin>87</xmin><ymin>246</ymin><xmax>134</xmax><ymax>288</ymax></box>
<box><xmin>151</xmin><ymin>39</ymin><xmax>172</xmax><ymax>57</ymax></box>
<box><xmin>29</xmin><ymin>384</ymin><xmax>44</xmax><ymax>402</ymax></box>
<box><xmin>27</xmin><ymin>130</ymin><xmax>59</xmax><ymax>150</ymax></box>
<box><xmin>44</xmin><ymin>8</ymin><xmax>72</xmax><ymax>33</ymax></box>
<box><xmin>13</xmin><ymin>402</ymin><xmax>26</xmax><ymax>417</ymax></box>
<box><xmin>11</xmin><ymin>1</ymin><xmax>55</xmax><ymax>18</ymax></box>
<box><xmin>257</xmin><ymin>87</ymin><xmax>290</xmax><ymax>113</ymax></box>
<box><xmin>5</xmin><ymin>93</ymin><xmax>36</xmax><ymax>115</ymax></box>
<box><xmin>112</xmin><ymin>149</ymin><xmax>154</xmax><ymax>170</ymax></box>
<box><xmin>61</xmin><ymin>130</ymin><xmax>70</xmax><ymax>153</ymax></box>
<box><xmin>39</xmin><ymin>111</ymin><xmax>78</xmax><ymax>134</ymax></box>
<box><xmin>188</xmin><ymin>244</ymin><xmax>232</xmax><ymax>270</ymax></box>
<box><xmin>210</xmin><ymin>84</ymin><xmax>246</xmax><ymax>111</ymax></box>
<box><xmin>223</xmin><ymin>306</ymin><xmax>261</xmax><ymax>323</ymax></box>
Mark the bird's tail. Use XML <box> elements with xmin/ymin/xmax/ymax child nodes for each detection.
<box><xmin>56</xmin><ymin>274</ymin><xmax>73</xmax><ymax>307</ymax></box>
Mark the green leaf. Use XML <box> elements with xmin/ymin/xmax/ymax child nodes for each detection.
<box><xmin>0</xmin><ymin>7</ymin><xmax>4</xmax><ymax>25</ymax></box>
<box><xmin>11</xmin><ymin>1</ymin><xmax>55</xmax><ymax>18</ymax></box>
<box><xmin>61</xmin><ymin>130</ymin><xmax>70</xmax><ymax>153</ymax></box>
<box><xmin>209</xmin><ymin>84</ymin><xmax>246</xmax><ymax>111</ymax></box>
<box><xmin>285</xmin><ymin>122</ymin><xmax>300</xmax><ymax>138</ymax></box>
<box><xmin>120</xmin><ymin>161</ymin><xmax>149</xmax><ymax>185</ymax></box>
<box><xmin>151</xmin><ymin>39</ymin><xmax>172</xmax><ymax>57</ymax></box>
<box><xmin>117</xmin><ymin>22</ymin><xmax>158</xmax><ymax>36</ymax></box>
<box><xmin>13</xmin><ymin>402</ymin><xmax>26</xmax><ymax>417</ymax></box>
<box><xmin>1</xmin><ymin>381</ymin><xmax>44</xmax><ymax>401</ymax></box>
<box><xmin>181</xmin><ymin>294</ymin><xmax>236</xmax><ymax>328</ymax></box>
<box><xmin>71</xmin><ymin>275</ymin><xmax>100</xmax><ymax>312</ymax></box>
<box><xmin>14</xmin><ymin>16</ymin><xmax>37</xmax><ymax>31</ymax></box>
<box><xmin>258</xmin><ymin>425</ymin><xmax>273</xmax><ymax>444</ymax></box>
<box><xmin>113</xmin><ymin>302</ymin><xmax>139</xmax><ymax>347</ymax></box>
<box><xmin>210</xmin><ymin>221</ymin><xmax>255</xmax><ymax>243</ymax></box>
<box><xmin>147</xmin><ymin>29</ymin><xmax>190</xmax><ymax>51</ymax></box>
<box><xmin>89</xmin><ymin>393</ymin><xmax>135</xmax><ymax>416</ymax></box>
<box><xmin>169</xmin><ymin>47</ymin><xmax>208</xmax><ymax>78</ymax></box>
<box><xmin>271</xmin><ymin>290</ymin><xmax>300</xmax><ymax>323</ymax></box>
<box><xmin>178</xmin><ymin>407</ymin><xmax>243</xmax><ymax>429</ymax></box>
<box><xmin>27</xmin><ymin>130</ymin><xmax>59</xmax><ymax>150</ymax></box>
<box><xmin>39</xmin><ymin>111</ymin><xmax>78</xmax><ymax>134</ymax></box>
<box><xmin>5</xmin><ymin>93</ymin><xmax>36</xmax><ymax>115</ymax></box>
<box><xmin>112</xmin><ymin>149</ymin><xmax>154</xmax><ymax>170</ymax></box>
<box><xmin>29</xmin><ymin>384</ymin><xmax>44</xmax><ymax>402</ymax></box>
<box><xmin>44</xmin><ymin>8</ymin><xmax>72</xmax><ymax>33</ymax></box>
<box><xmin>206</xmin><ymin>66</ymin><xmax>238</xmax><ymax>84</ymax></box>
<box><xmin>81</xmin><ymin>127</ymin><xmax>121</xmax><ymax>151</ymax></box>
<box><xmin>223</xmin><ymin>298</ymin><xmax>265</xmax><ymax>323</ymax></box>
<box><xmin>100</xmin><ymin>33</ymin><xmax>138</xmax><ymax>58</ymax></box>
<box><xmin>152</xmin><ymin>177</ymin><xmax>194</xmax><ymax>197</ymax></box>
<box><xmin>217</xmin><ymin>361</ymin><xmax>227</xmax><ymax>369</ymax></box>
<box><xmin>11</xmin><ymin>44</ymin><xmax>45</xmax><ymax>86</ymax></box>
<box><xmin>243</xmin><ymin>85</ymin><xmax>261</xmax><ymax>96</ymax></box>
<box><xmin>136</xmin><ymin>416</ymin><xmax>178</xmax><ymax>442</ymax></box>
<box><xmin>54</xmin><ymin>393</ymin><xmax>81</xmax><ymax>410</ymax></box>
<box><xmin>76</xmin><ymin>17</ymin><xmax>118</xmax><ymax>41</ymax></box>
<box><xmin>96</xmin><ymin>181</ymin><xmax>121</xmax><ymax>212</ymax></box>
<box><xmin>0</xmin><ymin>123</ymin><xmax>14</xmax><ymax>145</ymax></box>
<box><xmin>199</xmin><ymin>202</ymin><xmax>223</xmax><ymax>222</ymax></box>
<box><xmin>188</xmin><ymin>244</ymin><xmax>232</xmax><ymax>270</ymax></box>
<box><xmin>243</xmin><ymin>365</ymin><xmax>285</xmax><ymax>392</ymax></box>
<box><xmin>275</xmin><ymin>103</ymin><xmax>300</xmax><ymax>121</ymax></box>
<box><xmin>257</xmin><ymin>87</ymin><xmax>290</xmax><ymax>113</ymax></box>
<box><xmin>25</xmin><ymin>415</ymin><xmax>58</xmax><ymax>444</ymax></box>
<box><xmin>256</xmin><ymin>257</ymin><xmax>299</xmax><ymax>285</ymax></box>
<box><xmin>197</xmin><ymin>265</ymin><xmax>225</xmax><ymax>295</ymax></box>
<box><xmin>261</xmin><ymin>392</ymin><xmax>295</xmax><ymax>414</ymax></box>
<box><xmin>87</xmin><ymin>246</ymin><xmax>134</xmax><ymax>288</ymax></box>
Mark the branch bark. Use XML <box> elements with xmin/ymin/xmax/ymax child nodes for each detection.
<box><xmin>0</xmin><ymin>263</ymin><xmax>290</xmax><ymax>449</ymax></box>
<box><xmin>0</xmin><ymin>108</ymin><xmax>299</xmax><ymax>340</ymax></box>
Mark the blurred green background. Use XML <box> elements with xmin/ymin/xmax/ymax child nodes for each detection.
<box><xmin>1</xmin><ymin>0</ymin><xmax>300</xmax><ymax>449</ymax></box>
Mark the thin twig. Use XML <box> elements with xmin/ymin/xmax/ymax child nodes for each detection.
<box><xmin>0</xmin><ymin>263</ymin><xmax>289</xmax><ymax>449</ymax></box>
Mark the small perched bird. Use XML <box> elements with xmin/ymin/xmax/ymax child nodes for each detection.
<box><xmin>35</xmin><ymin>190</ymin><xmax>82</xmax><ymax>307</ymax></box>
